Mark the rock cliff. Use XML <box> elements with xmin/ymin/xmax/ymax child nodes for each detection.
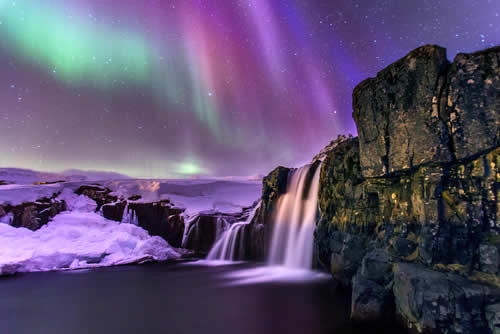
<box><xmin>253</xmin><ymin>45</ymin><xmax>500</xmax><ymax>334</ymax></box>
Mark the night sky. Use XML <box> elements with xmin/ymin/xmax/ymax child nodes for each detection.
<box><xmin>0</xmin><ymin>0</ymin><xmax>498</xmax><ymax>178</ymax></box>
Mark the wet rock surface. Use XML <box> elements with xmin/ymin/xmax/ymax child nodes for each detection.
<box><xmin>312</xmin><ymin>45</ymin><xmax>500</xmax><ymax>333</ymax></box>
<box><xmin>183</xmin><ymin>213</ymin><xmax>242</xmax><ymax>254</ymax></box>
<box><xmin>393</xmin><ymin>263</ymin><xmax>500</xmax><ymax>334</ymax></box>
<box><xmin>244</xmin><ymin>166</ymin><xmax>290</xmax><ymax>260</ymax></box>
<box><xmin>353</xmin><ymin>45</ymin><xmax>452</xmax><ymax>178</ymax></box>
<box><xmin>244</xmin><ymin>45</ymin><xmax>500</xmax><ymax>333</ymax></box>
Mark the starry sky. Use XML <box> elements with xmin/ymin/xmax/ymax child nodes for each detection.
<box><xmin>0</xmin><ymin>0</ymin><xmax>498</xmax><ymax>178</ymax></box>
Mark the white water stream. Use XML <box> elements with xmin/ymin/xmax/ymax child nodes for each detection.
<box><xmin>206</xmin><ymin>203</ymin><xmax>260</xmax><ymax>261</ymax></box>
<box><xmin>267</xmin><ymin>164</ymin><xmax>321</xmax><ymax>269</ymax></box>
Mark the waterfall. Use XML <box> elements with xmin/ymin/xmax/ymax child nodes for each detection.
<box><xmin>121</xmin><ymin>202</ymin><xmax>139</xmax><ymax>225</ymax></box>
<box><xmin>207</xmin><ymin>202</ymin><xmax>260</xmax><ymax>261</ymax></box>
<box><xmin>267</xmin><ymin>163</ymin><xmax>321</xmax><ymax>269</ymax></box>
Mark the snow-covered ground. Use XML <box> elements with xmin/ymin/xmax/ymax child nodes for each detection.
<box><xmin>0</xmin><ymin>211</ymin><xmax>179</xmax><ymax>275</ymax></box>
<box><xmin>0</xmin><ymin>167</ymin><xmax>129</xmax><ymax>185</ymax></box>
<box><xmin>104</xmin><ymin>179</ymin><xmax>261</xmax><ymax>216</ymax></box>
<box><xmin>0</xmin><ymin>169</ymin><xmax>262</xmax><ymax>275</ymax></box>
<box><xmin>0</xmin><ymin>168</ymin><xmax>261</xmax><ymax>213</ymax></box>
<box><xmin>0</xmin><ymin>188</ymin><xmax>180</xmax><ymax>275</ymax></box>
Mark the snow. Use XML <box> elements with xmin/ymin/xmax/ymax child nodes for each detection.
<box><xmin>0</xmin><ymin>173</ymin><xmax>262</xmax><ymax>275</ymax></box>
<box><xmin>0</xmin><ymin>167</ymin><xmax>129</xmax><ymax>185</ymax></box>
<box><xmin>0</xmin><ymin>212</ymin><xmax>13</xmax><ymax>225</ymax></box>
<box><xmin>0</xmin><ymin>167</ymin><xmax>262</xmax><ymax>216</ymax></box>
<box><xmin>0</xmin><ymin>211</ymin><xmax>180</xmax><ymax>275</ymax></box>
<box><xmin>0</xmin><ymin>183</ymin><xmax>68</xmax><ymax>206</ymax></box>
<box><xmin>57</xmin><ymin>188</ymin><xmax>98</xmax><ymax>212</ymax></box>
<box><xmin>104</xmin><ymin>179</ymin><xmax>261</xmax><ymax>216</ymax></box>
<box><xmin>0</xmin><ymin>168</ymin><xmax>67</xmax><ymax>185</ymax></box>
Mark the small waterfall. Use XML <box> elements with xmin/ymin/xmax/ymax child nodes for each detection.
<box><xmin>267</xmin><ymin>163</ymin><xmax>321</xmax><ymax>269</ymax></box>
<box><xmin>121</xmin><ymin>202</ymin><xmax>139</xmax><ymax>225</ymax></box>
<box><xmin>207</xmin><ymin>203</ymin><xmax>260</xmax><ymax>261</ymax></box>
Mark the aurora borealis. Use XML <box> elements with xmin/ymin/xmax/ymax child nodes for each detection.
<box><xmin>0</xmin><ymin>0</ymin><xmax>498</xmax><ymax>178</ymax></box>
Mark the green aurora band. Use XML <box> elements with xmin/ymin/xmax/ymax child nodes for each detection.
<box><xmin>0</xmin><ymin>1</ymin><xmax>151</xmax><ymax>87</ymax></box>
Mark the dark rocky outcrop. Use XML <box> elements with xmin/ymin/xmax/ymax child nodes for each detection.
<box><xmin>0</xmin><ymin>195</ymin><xmax>66</xmax><ymax>230</ymax></box>
<box><xmin>101</xmin><ymin>201</ymin><xmax>127</xmax><ymax>222</ymax></box>
<box><xmin>75</xmin><ymin>185</ymin><xmax>117</xmax><ymax>211</ymax></box>
<box><xmin>245</xmin><ymin>45</ymin><xmax>499</xmax><ymax>334</ymax></box>
<box><xmin>353</xmin><ymin>45</ymin><xmax>452</xmax><ymax>178</ymax></box>
<box><xmin>183</xmin><ymin>210</ymin><xmax>253</xmax><ymax>254</ymax></box>
<box><xmin>446</xmin><ymin>47</ymin><xmax>500</xmax><ymax>160</ymax></box>
<box><xmin>128</xmin><ymin>201</ymin><xmax>185</xmax><ymax>248</ymax></box>
<box><xmin>102</xmin><ymin>200</ymin><xmax>186</xmax><ymax>248</ymax></box>
<box><xmin>311</xmin><ymin>45</ymin><xmax>500</xmax><ymax>333</ymax></box>
<box><xmin>393</xmin><ymin>263</ymin><xmax>500</xmax><ymax>334</ymax></box>
<box><xmin>244</xmin><ymin>166</ymin><xmax>291</xmax><ymax>260</ymax></box>
<box><xmin>182</xmin><ymin>214</ymin><xmax>228</xmax><ymax>254</ymax></box>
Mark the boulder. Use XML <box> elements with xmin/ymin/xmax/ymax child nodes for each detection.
<box><xmin>351</xmin><ymin>274</ymin><xmax>393</xmax><ymax>322</ymax></box>
<box><xmin>391</xmin><ymin>237</ymin><xmax>417</xmax><ymax>258</ymax></box>
<box><xmin>393</xmin><ymin>263</ymin><xmax>500</xmax><ymax>334</ymax></box>
<box><xmin>480</xmin><ymin>244</ymin><xmax>500</xmax><ymax>274</ymax></box>
<box><xmin>329</xmin><ymin>232</ymin><xmax>366</xmax><ymax>286</ymax></box>
<box><xmin>350</xmin><ymin>249</ymin><xmax>395</xmax><ymax>321</ymax></box>
<box><xmin>359</xmin><ymin>249</ymin><xmax>394</xmax><ymax>285</ymax></box>
<box><xmin>486</xmin><ymin>303</ymin><xmax>500</xmax><ymax>334</ymax></box>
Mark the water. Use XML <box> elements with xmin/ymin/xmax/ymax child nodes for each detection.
<box><xmin>121</xmin><ymin>202</ymin><xmax>138</xmax><ymax>225</ymax></box>
<box><xmin>268</xmin><ymin>164</ymin><xmax>321</xmax><ymax>269</ymax></box>
<box><xmin>0</xmin><ymin>263</ymin><xmax>405</xmax><ymax>334</ymax></box>
<box><xmin>207</xmin><ymin>203</ymin><xmax>260</xmax><ymax>261</ymax></box>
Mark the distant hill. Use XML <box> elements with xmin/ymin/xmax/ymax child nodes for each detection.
<box><xmin>61</xmin><ymin>169</ymin><xmax>131</xmax><ymax>181</ymax></box>
<box><xmin>0</xmin><ymin>168</ymin><xmax>130</xmax><ymax>185</ymax></box>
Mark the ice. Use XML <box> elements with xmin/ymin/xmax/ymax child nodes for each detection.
<box><xmin>0</xmin><ymin>211</ymin><xmax>180</xmax><ymax>275</ymax></box>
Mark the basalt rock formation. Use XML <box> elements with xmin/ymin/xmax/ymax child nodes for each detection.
<box><xmin>252</xmin><ymin>45</ymin><xmax>500</xmax><ymax>334</ymax></box>
<box><xmin>317</xmin><ymin>45</ymin><xmax>500</xmax><ymax>334</ymax></box>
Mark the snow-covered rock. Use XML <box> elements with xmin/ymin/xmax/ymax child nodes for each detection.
<box><xmin>0</xmin><ymin>175</ymin><xmax>261</xmax><ymax>274</ymax></box>
<box><xmin>104</xmin><ymin>179</ymin><xmax>261</xmax><ymax>216</ymax></box>
<box><xmin>57</xmin><ymin>188</ymin><xmax>98</xmax><ymax>212</ymax></box>
<box><xmin>0</xmin><ymin>211</ymin><xmax>180</xmax><ymax>275</ymax></box>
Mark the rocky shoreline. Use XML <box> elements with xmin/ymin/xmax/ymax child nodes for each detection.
<box><xmin>248</xmin><ymin>45</ymin><xmax>500</xmax><ymax>333</ymax></box>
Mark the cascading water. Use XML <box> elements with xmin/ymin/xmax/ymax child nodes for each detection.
<box><xmin>267</xmin><ymin>163</ymin><xmax>321</xmax><ymax>269</ymax></box>
<box><xmin>207</xmin><ymin>202</ymin><xmax>260</xmax><ymax>261</ymax></box>
<box><xmin>121</xmin><ymin>203</ymin><xmax>139</xmax><ymax>225</ymax></box>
